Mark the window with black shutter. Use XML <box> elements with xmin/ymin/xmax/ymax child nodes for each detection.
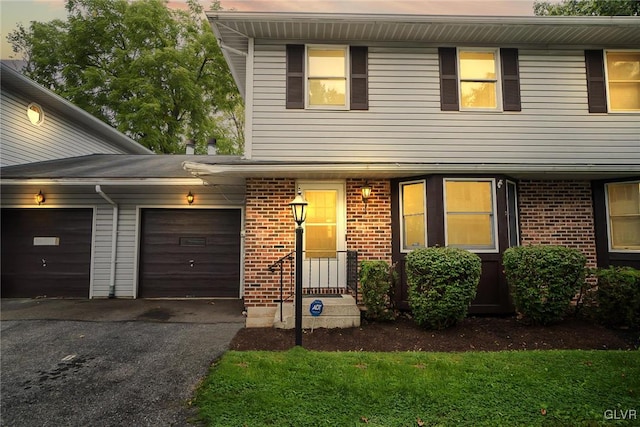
<box><xmin>286</xmin><ymin>44</ymin><xmax>368</xmax><ymax>110</ymax></box>
<box><xmin>438</xmin><ymin>47</ymin><xmax>521</xmax><ymax>112</ymax></box>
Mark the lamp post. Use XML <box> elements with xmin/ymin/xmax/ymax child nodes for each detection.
<box><xmin>289</xmin><ymin>189</ymin><xmax>308</xmax><ymax>346</ymax></box>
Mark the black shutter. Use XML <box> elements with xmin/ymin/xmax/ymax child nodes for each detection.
<box><xmin>585</xmin><ymin>50</ymin><xmax>607</xmax><ymax>113</ymax></box>
<box><xmin>500</xmin><ymin>48</ymin><xmax>521</xmax><ymax>112</ymax></box>
<box><xmin>286</xmin><ymin>44</ymin><xmax>304</xmax><ymax>109</ymax></box>
<box><xmin>350</xmin><ymin>46</ymin><xmax>368</xmax><ymax>110</ymax></box>
<box><xmin>438</xmin><ymin>47</ymin><xmax>459</xmax><ymax>111</ymax></box>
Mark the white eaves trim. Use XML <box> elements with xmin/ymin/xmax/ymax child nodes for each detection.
<box><xmin>208</xmin><ymin>11</ymin><xmax>640</xmax><ymax>26</ymax></box>
<box><xmin>0</xmin><ymin>178</ymin><xmax>206</xmax><ymax>186</ymax></box>
<box><xmin>182</xmin><ymin>161</ymin><xmax>640</xmax><ymax>180</ymax></box>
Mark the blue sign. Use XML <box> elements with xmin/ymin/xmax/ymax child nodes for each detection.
<box><xmin>309</xmin><ymin>299</ymin><xmax>324</xmax><ymax>317</ymax></box>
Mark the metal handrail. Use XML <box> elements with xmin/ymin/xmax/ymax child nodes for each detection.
<box><xmin>268</xmin><ymin>250</ymin><xmax>359</xmax><ymax>322</ymax></box>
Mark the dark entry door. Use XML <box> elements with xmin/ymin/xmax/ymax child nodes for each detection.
<box><xmin>392</xmin><ymin>176</ymin><xmax>514</xmax><ymax>315</ymax></box>
<box><xmin>1</xmin><ymin>208</ymin><xmax>93</xmax><ymax>298</ymax></box>
<box><xmin>138</xmin><ymin>209</ymin><xmax>241</xmax><ymax>298</ymax></box>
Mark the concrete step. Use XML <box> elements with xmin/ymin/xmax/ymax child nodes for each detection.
<box><xmin>274</xmin><ymin>294</ymin><xmax>361</xmax><ymax>329</ymax></box>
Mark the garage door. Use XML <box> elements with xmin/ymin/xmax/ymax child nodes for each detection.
<box><xmin>138</xmin><ymin>209</ymin><xmax>241</xmax><ymax>298</ymax></box>
<box><xmin>1</xmin><ymin>209</ymin><xmax>93</xmax><ymax>298</ymax></box>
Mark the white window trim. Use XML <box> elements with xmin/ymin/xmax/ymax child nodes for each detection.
<box><xmin>399</xmin><ymin>180</ymin><xmax>427</xmax><ymax>253</ymax></box>
<box><xmin>443</xmin><ymin>177</ymin><xmax>499</xmax><ymax>253</ymax></box>
<box><xmin>305</xmin><ymin>44</ymin><xmax>350</xmax><ymax>110</ymax></box>
<box><xmin>604</xmin><ymin>49</ymin><xmax>640</xmax><ymax>114</ymax></box>
<box><xmin>604</xmin><ymin>180</ymin><xmax>640</xmax><ymax>253</ymax></box>
<box><xmin>457</xmin><ymin>47</ymin><xmax>503</xmax><ymax>112</ymax></box>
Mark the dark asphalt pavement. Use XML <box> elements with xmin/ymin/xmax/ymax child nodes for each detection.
<box><xmin>1</xmin><ymin>299</ymin><xmax>245</xmax><ymax>426</ymax></box>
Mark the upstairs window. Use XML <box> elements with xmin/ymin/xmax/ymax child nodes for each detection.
<box><xmin>286</xmin><ymin>44</ymin><xmax>368</xmax><ymax>110</ymax></box>
<box><xmin>459</xmin><ymin>50</ymin><xmax>500</xmax><ymax>110</ymax></box>
<box><xmin>439</xmin><ymin>47</ymin><xmax>521</xmax><ymax>112</ymax></box>
<box><xmin>606</xmin><ymin>181</ymin><xmax>640</xmax><ymax>251</ymax></box>
<box><xmin>307</xmin><ymin>47</ymin><xmax>347</xmax><ymax>108</ymax></box>
<box><xmin>585</xmin><ymin>50</ymin><xmax>640</xmax><ymax>113</ymax></box>
<box><xmin>606</xmin><ymin>51</ymin><xmax>640</xmax><ymax>112</ymax></box>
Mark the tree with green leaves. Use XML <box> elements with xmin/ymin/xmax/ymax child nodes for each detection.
<box><xmin>8</xmin><ymin>0</ymin><xmax>243</xmax><ymax>154</ymax></box>
<box><xmin>534</xmin><ymin>0</ymin><xmax>640</xmax><ymax>16</ymax></box>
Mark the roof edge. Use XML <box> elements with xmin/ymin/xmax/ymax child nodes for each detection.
<box><xmin>207</xmin><ymin>11</ymin><xmax>640</xmax><ymax>26</ymax></box>
<box><xmin>1</xmin><ymin>63</ymin><xmax>153</xmax><ymax>155</ymax></box>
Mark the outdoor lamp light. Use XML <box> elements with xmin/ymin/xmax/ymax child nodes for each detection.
<box><xmin>186</xmin><ymin>191</ymin><xmax>194</xmax><ymax>205</ymax></box>
<box><xmin>361</xmin><ymin>181</ymin><xmax>372</xmax><ymax>212</ymax></box>
<box><xmin>27</xmin><ymin>103</ymin><xmax>44</xmax><ymax>126</ymax></box>
<box><xmin>289</xmin><ymin>189</ymin><xmax>308</xmax><ymax>226</ymax></box>
<box><xmin>35</xmin><ymin>190</ymin><xmax>45</xmax><ymax>205</ymax></box>
<box><xmin>289</xmin><ymin>188</ymin><xmax>308</xmax><ymax>347</ymax></box>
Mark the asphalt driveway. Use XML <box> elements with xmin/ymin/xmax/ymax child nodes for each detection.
<box><xmin>1</xmin><ymin>299</ymin><xmax>245</xmax><ymax>426</ymax></box>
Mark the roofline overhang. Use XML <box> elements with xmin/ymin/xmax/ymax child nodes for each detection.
<box><xmin>183</xmin><ymin>161</ymin><xmax>640</xmax><ymax>180</ymax></box>
<box><xmin>207</xmin><ymin>11</ymin><xmax>640</xmax><ymax>26</ymax></box>
<box><xmin>0</xmin><ymin>178</ymin><xmax>207</xmax><ymax>186</ymax></box>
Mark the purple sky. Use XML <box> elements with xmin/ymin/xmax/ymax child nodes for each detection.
<box><xmin>220</xmin><ymin>0</ymin><xmax>535</xmax><ymax>16</ymax></box>
<box><xmin>1</xmin><ymin>0</ymin><xmax>535</xmax><ymax>59</ymax></box>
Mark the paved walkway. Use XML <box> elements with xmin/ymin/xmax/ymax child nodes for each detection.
<box><xmin>1</xmin><ymin>298</ymin><xmax>245</xmax><ymax>426</ymax></box>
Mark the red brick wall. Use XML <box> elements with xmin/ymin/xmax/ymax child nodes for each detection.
<box><xmin>346</xmin><ymin>179</ymin><xmax>392</xmax><ymax>263</ymax></box>
<box><xmin>243</xmin><ymin>178</ymin><xmax>393</xmax><ymax>308</ymax></box>
<box><xmin>244</xmin><ymin>178</ymin><xmax>297</xmax><ymax>309</ymax></box>
<box><xmin>518</xmin><ymin>180</ymin><xmax>597</xmax><ymax>270</ymax></box>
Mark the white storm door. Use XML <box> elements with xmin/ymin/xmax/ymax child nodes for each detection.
<box><xmin>299</xmin><ymin>182</ymin><xmax>346</xmax><ymax>288</ymax></box>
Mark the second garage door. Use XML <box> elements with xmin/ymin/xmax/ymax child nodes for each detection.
<box><xmin>138</xmin><ymin>209</ymin><xmax>241</xmax><ymax>298</ymax></box>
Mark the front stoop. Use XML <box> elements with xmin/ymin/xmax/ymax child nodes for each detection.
<box><xmin>273</xmin><ymin>294</ymin><xmax>361</xmax><ymax>329</ymax></box>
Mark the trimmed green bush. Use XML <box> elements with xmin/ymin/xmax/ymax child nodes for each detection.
<box><xmin>359</xmin><ymin>260</ymin><xmax>396</xmax><ymax>321</ymax></box>
<box><xmin>593</xmin><ymin>266</ymin><xmax>640</xmax><ymax>329</ymax></box>
<box><xmin>406</xmin><ymin>247</ymin><xmax>481</xmax><ymax>329</ymax></box>
<box><xmin>503</xmin><ymin>245</ymin><xmax>586</xmax><ymax>325</ymax></box>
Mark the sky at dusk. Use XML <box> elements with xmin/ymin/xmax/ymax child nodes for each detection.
<box><xmin>1</xmin><ymin>0</ymin><xmax>535</xmax><ymax>59</ymax></box>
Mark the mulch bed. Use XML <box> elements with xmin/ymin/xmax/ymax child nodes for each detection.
<box><xmin>230</xmin><ymin>315</ymin><xmax>639</xmax><ymax>352</ymax></box>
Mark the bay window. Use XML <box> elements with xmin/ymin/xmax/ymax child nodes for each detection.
<box><xmin>606</xmin><ymin>181</ymin><xmax>640</xmax><ymax>250</ymax></box>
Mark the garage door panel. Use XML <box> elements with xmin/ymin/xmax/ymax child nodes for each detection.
<box><xmin>1</xmin><ymin>209</ymin><xmax>93</xmax><ymax>298</ymax></box>
<box><xmin>139</xmin><ymin>209</ymin><xmax>241</xmax><ymax>298</ymax></box>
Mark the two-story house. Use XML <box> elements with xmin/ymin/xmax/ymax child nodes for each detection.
<box><xmin>182</xmin><ymin>12</ymin><xmax>640</xmax><ymax>327</ymax></box>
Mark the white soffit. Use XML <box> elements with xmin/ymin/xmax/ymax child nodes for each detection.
<box><xmin>208</xmin><ymin>12</ymin><xmax>640</xmax><ymax>96</ymax></box>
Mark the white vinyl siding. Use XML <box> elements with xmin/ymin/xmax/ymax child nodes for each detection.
<box><xmin>249</xmin><ymin>43</ymin><xmax>640</xmax><ymax>164</ymax></box>
<box><xmin>1</xmin><ymin>90</ymin><xmax>128</xmax><ymax>167</ymax></box>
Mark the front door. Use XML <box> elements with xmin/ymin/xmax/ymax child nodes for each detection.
<box><xmin>298</xmin><ymin>182</ymin><xmax>346</xmax><ymax>289</ymax></box>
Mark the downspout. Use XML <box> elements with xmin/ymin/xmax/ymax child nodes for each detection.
<box><xmin>96</xmin><ymin>185</ymin><xmax>118</xmax><ymax>298</ymax></box>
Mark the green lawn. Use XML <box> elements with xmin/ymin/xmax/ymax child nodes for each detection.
<box><xmin>194</xmin><ymin>348</ymin><xmax>639</xmax><ymax>426</ymax></box>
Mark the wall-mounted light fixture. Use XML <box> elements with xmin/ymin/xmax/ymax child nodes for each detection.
<box><xmin>186</xmin><ymin>191</ymin><xmax>194</xmax><ymax>205</ymax></box>
<box><xmin>35</xmin><ymin>190</ymin><xmax>45</xmax><ymax>205</ymax></box>
<box><xmin>361</xmin><ymin>181</ymin><xmax>372</xmax><ymax>212</ymax></box>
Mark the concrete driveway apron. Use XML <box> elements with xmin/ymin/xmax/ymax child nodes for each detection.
<box><xmin>1</xmin><ymin>299</ymin><xmax>245</xmax><ymax>427</ymax></box>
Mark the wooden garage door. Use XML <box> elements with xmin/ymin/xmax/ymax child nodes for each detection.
<box><xmin>138</xmin><ymin>209</ymin><xmax>241</xmax><ymax>298</ymax></box>
<box><xmin>1</xmin><ymin>209</ymin><xmax>93</xmax><ymax>298</ymax></box>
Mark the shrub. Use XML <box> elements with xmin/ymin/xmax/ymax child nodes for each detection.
<box><xmin>359</xmin><ymin>260</ymin><xmax>396</xmax><ymax>321</ymax></box>
<box><xmin>503</xmin><ymin>245</ymin><xmax>586</xmax><ymax>325</ymax></box>
<box><xmin>406</xmin><ymin>247</ymin><xmax>481</xmax><ymax>329</ymax></box>
<box><xmin>593</xmin><ymin>266</ymin><xmax>640</xmax><ymax>329</ymax></box>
